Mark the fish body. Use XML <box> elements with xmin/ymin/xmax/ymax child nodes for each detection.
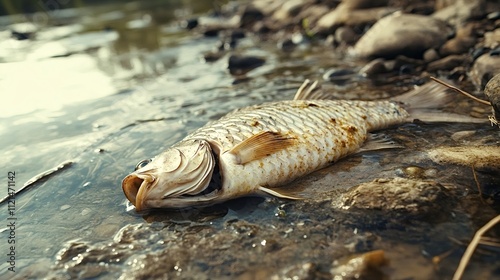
<box><xmin>122</xmin><ymin>80</ymin><xmax>455</xmax><ymax>210</ymax></box>
<box><xmin>184</xmin><ymin>99</ymin><xmax>407</xmax><ymax>197</ymax></box>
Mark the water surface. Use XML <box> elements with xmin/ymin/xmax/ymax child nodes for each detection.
<box><xmin>0</xmin><ymin>1</ymin><xmax>499</xmax><ymax>279</ymax></box>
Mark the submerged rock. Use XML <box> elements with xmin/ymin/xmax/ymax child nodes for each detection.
<box><xmin>352</xmin><ymin>12</ymin><xmax>452</xmax><ymax>58</ymax></box>
<box><xmin>227</xmin><ymin>55</ymin><xmax>266</xmax><ymax>75</ymax></box>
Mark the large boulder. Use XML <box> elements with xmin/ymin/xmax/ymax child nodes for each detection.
<box><xmin>352</xmin><ymin>12</ymin><xmax>452</xmax><ymax>58</ymax></box>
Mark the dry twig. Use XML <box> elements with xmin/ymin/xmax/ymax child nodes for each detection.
<box><xmin>429</xmin><ymin>76</ymin><xmax>491</xmax><ymax>106</ymax></box>
<box><xmin>453</xmin><ymin>215</ymin><xmax>500</xmax><ymax>280</ymax></box>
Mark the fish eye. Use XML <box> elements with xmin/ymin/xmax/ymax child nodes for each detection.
<box><xmin>135</xmin><ymin>159</ymin><xmax>152</xmax><ymax>170</ymax></box>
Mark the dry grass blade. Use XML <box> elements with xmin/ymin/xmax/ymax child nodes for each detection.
<box><xmin>429</xmin><ymin>76</ymin><xmax>491</xmax><ymax>106</ymax></box>
<box><xmin>453</xmin><ymin>215</ymin><xmax>500</xmax><ymax>280</ymax></box>
<box><xmin>478</xmin><ymin>237</ymin><xmax>500</xmax><ymax>248</ymax></box>
<box><xmin>471</xmin><ymin>166</ymin><xmax>487</xmax><ymax>205</ymax></box>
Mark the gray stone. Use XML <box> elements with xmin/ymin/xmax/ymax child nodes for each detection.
<box><xmin>352</xmin><ymin>12</ymin><xmax>452</xmax><ymax>58</ymax></box>
<box><xmin>315</xmin><ymin>0</ymin><xmax>395</xmax><ymax>32</ymax></box>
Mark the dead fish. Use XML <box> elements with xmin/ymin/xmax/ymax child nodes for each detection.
<box><xmin>122</xmin><ymin>80</ymin><xmax>482</xmax><ymax>210</ymax></box>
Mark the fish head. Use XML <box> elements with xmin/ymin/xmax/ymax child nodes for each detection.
<box><xmin>122</xmin><ymin>139</ymin><xmax>222</xmax><ymax>210</ymax></box>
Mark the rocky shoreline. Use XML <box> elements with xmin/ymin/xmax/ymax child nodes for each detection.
<box><xmin>186</xmin><ymin>0</ymin><xmax>500</xmax><ymax>111</ymax></box>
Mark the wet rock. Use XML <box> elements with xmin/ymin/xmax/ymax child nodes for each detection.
<box><xmin>423</xmin><ymin>48</ymin><xmax>440</xmax><ymax>62</ymax></box>
<box><xmin>470</xmin><ymin>52</ymin><xmax>500</xmax><ymax>90</ymax></box>
<box><xmin>339</xmin><ymin>0</ymin><xmax>390</xmax><ymax>10</ymax></box>
<box><xmin>428</xmin><ymin>146</ymin><xmax>500</xmax><ymax>169</ymax></box>
<box><xmin>488</xmin><ymin>11</ymin><xmax>500</xmax><ymax>21</ymax></box>
<box><xmin>399</xmin><ymin>166</ymin><xmax>436</xmax><ymax>179</ymax></box>
<box><xmin>433</xmin><ymin>0</ymin><xmax>486</xmax><ymax>25</ymax></box>
<box><xmin>334</xmin><ymin>26</ymin><xmax>360</xmax><ymax>46</ymax></box>
<box><xmin>315</xmin><ymin>0</ymin><xmax>395</xmax><ymax>32</ymax></box>
<box><xmin>11</xmin><ymin>30</ymin><xmax>33</xmax><ymax>40</ymax></box>
<box><xmin>322</xmin><ymin>68</ymin><xmax>361</xmax><ymax>85</ymax></box>
<box><xmin>295</xmin><ymin>4</ymin><xmax>330</xmax><ymax>28</ymax></box>
<box><xmin>277</xmin><ymin>38</ymin><xmax>296</xmax><ymax>52</ymax></box>
<box><xmin>227</xmin><ymin>55</ymin><xmax>266</xmax><ymax>76</ymax></box>
<box><xmin>272</xmin><ymin>0</ymin><xmax>308</xmax><ymax>22</ymax></box>
<box><xmin>439</xmin><ymin>24</ymin><xmax>477</xmax><ymax>56</ymax></box>
<box><xmin>238</xmin><ymin>5</ymin><xmax>265</xmax><ymax>28</ymax></box>
<box><xmin>359</xmin><ymin>58</ymin><xmax>390</xmax><ymax>77</ymax></box>
<box><xmin>180</xmin><ymin>18</ymin><xmax>199</xmax><ymax>30</ymax></box>
<box><xmin>352</xmin><ymin>13</ymin><xmax>452</xmax><ymax>59</ymax></box>
<box><xmin>331</xmin><ymin>250</ymin><xmax>388</xmax><ymax>280</ymax></box>
<box><xmin>484</xmin><ymin>28</ymin><xmax>500</xmax><ymax>49</ymax></box>
<box><xmin>484</xmin><ymin>73</ymin><xmax>500</xmax><ymax>125</ymax></box>
<box><xmin>339</xmin><ymin>178</ymin><xmax>451</xmax><ymax>217</ymax></box>
<box><xmin>426</xmin><ymin>54</ymin><xmax>468</xmax><ymax>72</ymax></box>
<box><xmin>471</xmin><ymin>47</ymin><xmax>489</xmax><ymax>60</ymax></box>
<box><xmin>203</xmin><ymin>51</ymin><xmax>225</xmax><ymax>62</ymax></box>
<box><xmin>9</xmin><ymin>22</ymin><xmax>37</xmax><ymax>40</ymax></box>
<box><xmin>250</xmin><ymin>0</ymin><xmax>284</xmax><ymax>17</ymax></box>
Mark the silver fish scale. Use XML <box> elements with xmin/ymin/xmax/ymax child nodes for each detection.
<box><xmin>186</xmin><ymin>99</ymin><xmax>408</xmax><ymax>147</ymax></box>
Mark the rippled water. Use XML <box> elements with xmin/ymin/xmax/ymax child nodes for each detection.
<box><xmin>1</xmin><ymin>1</ymin><xmax>499</xmax><ymax>279</ymax></box>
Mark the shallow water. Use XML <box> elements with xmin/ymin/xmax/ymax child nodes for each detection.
<box><xmin>1</xmin><ymin>1</ymin><xmax>499</xmax><ymax>279</ymax></box>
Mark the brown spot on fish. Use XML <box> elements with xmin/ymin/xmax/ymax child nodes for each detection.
<box><xmin>342</xmin><ymin>125</ymin><xmax>358</xmax><ymax>134</ymax></box>
<box><xmin>307</xmin><ymin>102</ymin><xmax>319</xmax><ymax>107</ymax></box>
<box><xmin>249</xmin><ymin>119</ymin><xmax>260</xmax><ymax>127</ymax></box>
<box><xmin>330</xmin><ymin>118</ymin><xmax>337</xmax><ymax>124</ymax></box>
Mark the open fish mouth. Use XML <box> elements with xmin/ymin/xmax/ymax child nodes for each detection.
<box><xmin>122</xmin><ymin>173</ymin><xmax>157</xmax><ymax>211</ymax></box>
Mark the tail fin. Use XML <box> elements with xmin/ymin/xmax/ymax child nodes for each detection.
<box><xmin>391</xmin><ymin>81</ymin><xmax>486</xmax><ymax>124</ymax></box>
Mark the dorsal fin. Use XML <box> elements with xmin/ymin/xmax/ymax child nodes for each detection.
<box><xmin>293</xmin><ymin>79</ymin><xmax>333</xmax><ymax>100</ymax></box>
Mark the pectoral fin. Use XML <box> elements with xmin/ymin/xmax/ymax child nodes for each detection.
<box><xmin>358</xmin><ymin>133</ymin><xmax>404</xmax><ymax>152</ymax></box>
<box><xmin>259</xmin><ymin>186</ymin><xmax>303</xmax><ymax>200</ymax></box>
<box><xmin>229</xmin><ymin>131</ymin><xmax>295</xmax><ymax>165</ymax></box>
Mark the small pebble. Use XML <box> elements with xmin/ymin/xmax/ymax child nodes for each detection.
<box><xmin>359</xmin><ymin>58</ymin><xmax>388</xmax><ymax>77</ymax></box>
<box><xmin>404</xmin><ymin>166</ymin><xmax>425</xmax><ymax>178</ymax></box>
<box><xmin>81</xmin><ymin>208</ymin><xmax>91</xmax><ymax>216</ymax></box>
<box><xmin>423</xmin><ymin>48</ymin><xmax>440</xmax><ymax>62</ymax></box>
<box><xmin>60</xmin><ymin>205</ymin><xmax>71</xmax><ymax>211</ymax></box>
<box><xmin>227</xmin><ymin>55</ymin><xmax>265</xmax><ymax>75</ymax></box>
